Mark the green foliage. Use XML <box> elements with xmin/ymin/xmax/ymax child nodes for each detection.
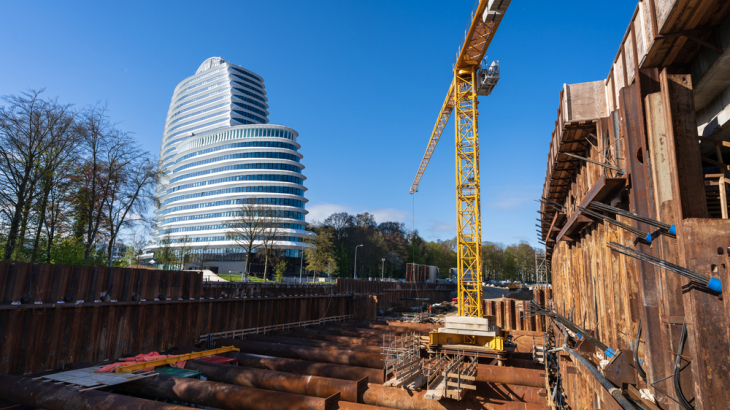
<box><xmin>274</xmin><ymin>260</ymin><xmax>287</xmax><ymax>283</ymax></box>
<box><xmin>218</xmin><ymin>273</ymin><xmax>273</xmax><ymax>283</ymax></box>
<box><xmin>482</xmin><ymin>240</ymin><xmax>541</xmax><ymax>281</ymax></box>
<box><xmin>48</xmin><ymin>237</ymin><xmax>106</xmax><ymax>266</ymax></box>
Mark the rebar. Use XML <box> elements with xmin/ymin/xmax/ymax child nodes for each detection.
<box><xmin>561</xmin><ymin>152</ymin><xmax>626</xmax><ymax>173</ymax></box>
<box><xmin>537</xmin><ymin>200</ymin><xmax>563</xmax><ymax>213</ymax></box>
<box><xmin>578</xmin><ymin>206</ymin><xmax>652</xmax><ymax>243</ymax></box>
<box><xmin>526</xmin><ymin>301</ymin><xmax>615</xmax><ymax>358</ymax></box>
<box><xmin>589</xmin><ymin>201</ymin><xmax>676</xmax><ymax>235</ymax></box>
<box><xmin>607</xmin><ymin>242</ymin><xmax>721</xmax><ymax>292</ymax></box>
<box><xmin>540</xmin><ymin>197</ymin><xmax>566</xmax><ymax>211</ymax></box>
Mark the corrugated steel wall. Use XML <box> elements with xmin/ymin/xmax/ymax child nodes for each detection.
<box><xmin>0</xmin><ymin>264</ymin><xmax>452</xmax><ymax>375</ymax></box>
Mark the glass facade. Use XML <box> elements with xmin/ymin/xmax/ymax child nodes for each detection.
<box><xmin>151</xmin><ymin>57</ymin><xmax>307</xmax><ymax>271</ymax></box>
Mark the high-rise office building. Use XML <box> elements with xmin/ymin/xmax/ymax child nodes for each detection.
<box><xmin>150</xmin><ymin>57</ymin><xmax>308</xmax><ymax>274</ymax></box>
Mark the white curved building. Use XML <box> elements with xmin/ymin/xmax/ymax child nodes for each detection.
<box><xmin>150</xmin><ymin>57</ymin><xmax>308</xmax><ymax>274</ymax></box>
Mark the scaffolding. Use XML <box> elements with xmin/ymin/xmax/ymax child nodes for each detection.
<box><xmin>424</xmin><ymin>351</ymin><xmax>478</xmax><ymax>401</ymax></box>
<box><xmin>382</xmin><ymin>333</ymin><xmax>425</xmax><ymax>389</ymax></box>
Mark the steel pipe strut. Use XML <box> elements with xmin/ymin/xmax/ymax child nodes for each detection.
<box><xmin>0</xmin><ymin>374</ymin><xmax>193</xmax><ymax>410</ymax></box>
<box><xmin>339</xmin><ymin>320</ymin><xmax>439</xmax><ymax>333</ymax></box>
<box><xmin>563</xmin><ymin>346</ymin><xmax>637</xmax><ymax>410</ymax></box>
<box><xmin>361</xmin><ymin>383</ymin><xmax>548</xmax><ymax>410</ymax></box>
<box><xmin>185</xmin><ymin>359</ymin><xmax>363</xmax><ymax>403</ymax></box>
<box><xmin>476</xmin><ymin>364</ymin><xmax>546</xmax><ymax>388</ymax></box>
<box><xmin>271</xmin><ymin>330</ymin><xmax>385</xmax><ymax>346</ymax></box>
<box><xmin>114</xmin><ymin>373</ymin><xmax>336</xmax><ymax>410</ymax></box>
<box><xmin>217</xmin><ymin>339</ymin><xmax>384</xmax><ymax>369</ymax></box>
<box><xmin>242</xmin><ymin>334</ymin><xmax>384</xmax><ymax>354</ymax></box>
<box><xmin>229</xmin><ymin>352</ymin><xmax>386</xmax><ymax>384</ymax></box>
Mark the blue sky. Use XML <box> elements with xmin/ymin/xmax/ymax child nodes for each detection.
<box><xmin>0</xmin><ymin>0</ymin><xmax>636</xmax><ymax>247</ymax></box>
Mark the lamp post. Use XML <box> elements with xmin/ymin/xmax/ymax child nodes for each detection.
<box><xmin>354</xmin><ymin>244</ymin><xmax>363</xmax><ymax>279</ymax></box>
<box><xmin>299</xmin><ymin>242</ymin><xmax>304</xmax><ymax>284</ymax></box>
<box><xmin>381</xmin><ymin>258</ymin><xmax>385</xmax><ymax>281</ymax></box>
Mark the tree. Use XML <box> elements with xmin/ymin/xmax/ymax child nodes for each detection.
<box><xmin>226</xmin><ymin>197</ymin><xmax>278</xmax><ymax>277</ymax></box>
<box><xmin>305</xmin><ymin>225</ymin><xmax>336</xmax><ymax>275</ymax></box>
<box><xmin>120</xmin><ymin>229</ymin><xmax>149</xmax><ymax>267</ymax></box>
<box><xmin>103</xmin><ymin>155</ymin><xmax>156</xmax><ymax>265</ymax></box>
<box><xmin>0</xmin><ymin>89</ymin><xmax>78</xmax><ymax>261</ymax></box>
<box><xmin>260</xmin><ymin>209</ymin><xmax>282</xmax><ymax>282</ymax></box>
<box><xmin>274</xmin><ymin>260</ymin><xmax>287</xmax><ymax>283</ymax></box>
<box><xmin>174</xmin><ymin>235</ymin><xmax>193</xmax><ymax>270</ymax></box>
<box><xmin>74</xmin><ymin>104</ymin><xmax>144</xmax><ymax>262</ymax></box>
<box><xmin>155</xmin><ymin>234</ymin><xmax>177</xmax><ymax>269</ymax></box>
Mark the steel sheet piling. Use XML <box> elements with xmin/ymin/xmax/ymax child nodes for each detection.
<box><xmin>242</xmin><ymin>334</ymin><xmax>384</xmax><ymax>354</ymax></box>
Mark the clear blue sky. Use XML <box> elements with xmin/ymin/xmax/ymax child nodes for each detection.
<box><xmin>0</xmin><ymin>0</ymin><xmax>636</xmax><ymax>247</ymax></box>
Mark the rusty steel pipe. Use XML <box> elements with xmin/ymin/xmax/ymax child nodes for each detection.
<box><xmin>501</xmin><ymin>403</ymin><xmax>551</xmax><ymax>410</ymax></box>
<box><xmin>334</xmin><ymin>402</ymin><xmax>398</xmax><ymax>410</ymax></box>
<box><xmin>185</xmin><ymin>360</ymin><xmax>364</xmax><ymax>403</ymax></box>
<box><xmin>476</xmin><ymin>364</ymin><xmax>545</xmax><ymax>388</ymax></box>
<box><xmin>241</xmin><ymin>334</ymin><xmax>384</xmax><ymax>354</ymax></box>
<box><xmin>361</xmin><ymin>383</ymin><xmax>548</xmax><ymax>410</ymax></box>
<box><xmin>229</xmin><ymin>352</ymin><xmax>386</xmax><ymax>384</ymax></box>
<box><xmin>114</xmin><ymin>374</ymin><xmax>336</xmax><ymax>410</ymax></box>
<box><xmin>272</xmin><ymin>330</ymin><xmax>385</xmax><ymax>346</ymax></box>
<box><xmin>0</xmin><ymin>374</ymin><xmax>192</xmax><ymax>410</ymax></box>
<box><xmin>480</xmin><ymin>382</ymin><xmax>548</xmax><ymax>404</ymax></box>
<box><xmin>306</xmin><ymin>326</ymin><xmax>416</xmax><ymax>339</ymax></box>
<box><xmin>280</xmin><ymin>328</ymin><xmax>414</xmax><ymax>344</ymax></box>
<box><xmin>218</xmin><ymin>339</ymin><xmax>384</xmax><ymax>369</ymax></box>
<box><xmin>343</xmin><ymin>320</ymin><xmax>440</xmax><ymax>333</ymax></box>
<box><xmin>312</xmin><ymin>325</ymin><xmax>420</xmax><ymax>337</ymax></box>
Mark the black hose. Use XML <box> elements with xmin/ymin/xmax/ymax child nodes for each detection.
<box><xmin>634</xmin><ymin>320</ymin><xmax>646</xmax><ymax>381</ymax></box>
<box><xmin>673</xmin><ymin>321</ymin><xmax>693</xmax><ymax>410</ymax></box>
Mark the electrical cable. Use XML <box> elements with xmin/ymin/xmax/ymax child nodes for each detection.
<box><xmin>634</xmin><ymin>320</ymin><xmax>646</xmax><ymax>381</ymax></box>
<box><xmin>673</xmin><ymin>320</ymin><xmax>693</xmax><ymax>410</ymax></box>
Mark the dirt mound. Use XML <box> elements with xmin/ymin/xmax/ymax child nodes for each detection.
<box><xmin>506</xmin><ymin>287</ymin><xmax>534</xmax><ymax>300</ymax></box>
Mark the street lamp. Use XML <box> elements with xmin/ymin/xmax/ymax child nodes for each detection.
<box><xmin>299</xmin><ymin>242</ymin><xmax>304</xmax><ymax>284</ymax></box>
<box><xmin>354</xmin><ymin>244</ymin><xmax>363</xmax><ymax>279</ymax></box>
<box><xmin>381</xmin><ymin>258</ymin><xmax>385</xmax><ymax>281</ymax></box>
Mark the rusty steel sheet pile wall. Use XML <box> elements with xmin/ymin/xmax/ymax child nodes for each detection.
<box><xmin>336</xmin><ymin>279</ymin><xmax>454</xmax><ymax>312</ymax></box>
<box><xmin>484</xmin><ymin>287</ymin><xmax>552</xmax><ymax>332</ymax></box>
<box><xmin>0</xmin><ymin>262</ymin><xmax>349</xmax><ymax>375</ymax></box>
<box><xmin>539</xmin><ymin>1</ymin><xmax>730</xmax><ymax>409</ymax></box>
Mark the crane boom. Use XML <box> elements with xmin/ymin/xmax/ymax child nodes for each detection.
<box><xmin>410</xmin><ymin>0</ymin><xmax>510</xmax><ymax>319</ymax></box>
<box><xmin>409</xmin><ymin>82</ymin><xmax>454</xmax><ymax>195</ymax></box>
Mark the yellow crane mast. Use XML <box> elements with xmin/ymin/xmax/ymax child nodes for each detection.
<box><xmin>411</xmin><ymin>0</ymin><xmax>510</xmax><ymax>352</ymax></box>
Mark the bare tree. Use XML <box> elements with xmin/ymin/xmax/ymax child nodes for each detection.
<box><xmin>74</xmin><ymin>104</ymin><xmax>142</xmax><ymax>262</ymax></box>
<box><xmin>104</xmin><ymin>155</ymin><xmax>156</xmax><ymax>265</ymax></box>
<box><xmin>0</xmin><ymin>89</ymin><xmax>77</xmax><ymax>261</ymax></box>
<box><xmin>260</xmin><ymin>212</ymin><xmax>282</xmax><ymax>282</ymax></box>
<box><xmin>174</xmin><ymin>235</ymin><xmax>193</xmax><ymax>270</ymax></box>
<box><xmin>227</xmin><ymin>197</ymin><xmax>280</xmax><ymax>278</ymax></box>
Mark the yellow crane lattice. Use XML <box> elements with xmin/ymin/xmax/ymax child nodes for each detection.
<box><xmin>410</xmin><ymin>0</ymin><xmax>510</xmax><ymax>318</ymax></box>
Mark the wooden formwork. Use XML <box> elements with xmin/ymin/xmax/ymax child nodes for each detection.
<box><xmin>539</xmin><ymin>1</ymin><xmax>730</xmax><ymax>409</ymax></box>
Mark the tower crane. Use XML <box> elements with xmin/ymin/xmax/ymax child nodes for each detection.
<box><xmin>411</xmin><ymin>0</ymin><xmax>510</xmax><ymax>353</ymax></box>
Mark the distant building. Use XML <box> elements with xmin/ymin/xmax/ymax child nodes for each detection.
<box><xmin>97</xmin><ymin>243</ymin><xmax>127</xmax><ymax>261</ymax></box>
<box><xmin>148</xmin><ymin>57</ymin><xmax>308</xmax><ymax>274</ymax></box>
